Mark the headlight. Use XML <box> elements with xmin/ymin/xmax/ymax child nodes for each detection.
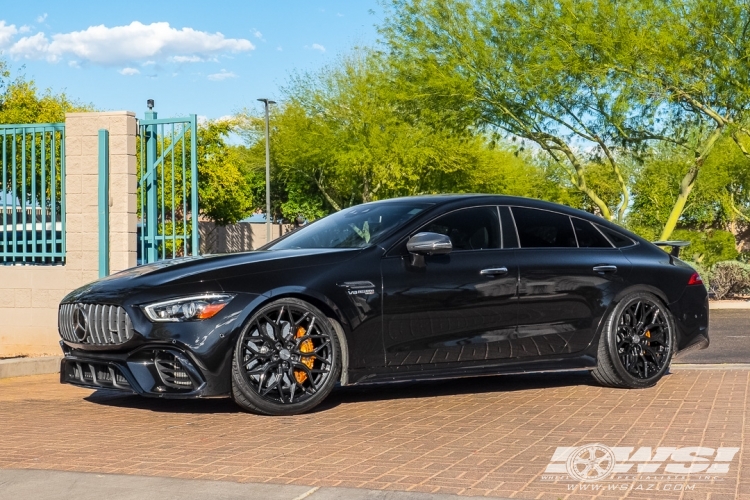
<box><xmin>142</xmin><ymin>294</ymin><xmax>235</xmax><ymax>322</ymax></box>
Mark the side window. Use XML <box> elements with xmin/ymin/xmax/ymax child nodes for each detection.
<box><xmin>597</xmin><ymin>225</ymin><xmax>636</xmax><ymax>248</ymax></box>
<box><xmin>511</xmin><ymin>207</ymin><xmax>577</xmax><ymax>248</ymax></box>
<box><xmin>421</xmin><ymin>206</ymin><xmax>500</xmax><ymax>251</ymax></box>
<box><xmin>499</xmin><ymin>206</ymin><xmax>518</xmax><ymax>249</ymax></box>
<box><xmin>572</xmin><ymin>218</ymin><xmax>613</xmax><ymax>248</ymax></box>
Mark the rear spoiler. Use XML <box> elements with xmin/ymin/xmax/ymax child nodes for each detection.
<box><xmin>653</xmin><ymin>240</ymin><xmax>690</xmax><ymax>258</ymax></box>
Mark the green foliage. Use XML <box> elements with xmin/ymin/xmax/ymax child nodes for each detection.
<box><xmin>0</xmin><ymin>63</ymin><xmax>93</xmax><ymax>124</ymax></box>
<box><xmin>137</xmin><ymin>119</ymin><xmax>255</xmax><ymax>227</ymax></box>
<box><xmin>670</xmin><ymin>229</ymin><xmax>739</xmax><ymax>268</ymax></box>
<box><xmin>1</xmin><ymin>61</ymin><xmax>91</xmax><ymax>209</ymax></box>
<box><xmin>196</xmin><ymin>120</ymin><xmax>254</xmax><ymax>225</ymax></box>
<box><xmin>235</xmin><ymin>50</ymin><xmax>558</xmax><ymax>221</ymax></box>
<box><xmin>381</xmin><ymin>0</ymin><xmax>750</xmax><ymax>238</ymax></box>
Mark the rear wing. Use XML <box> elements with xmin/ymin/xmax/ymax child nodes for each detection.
<box><xmin>653</xmin><ymin>240</ymin><xmax>690</xmax><ymax>258</ymax></box>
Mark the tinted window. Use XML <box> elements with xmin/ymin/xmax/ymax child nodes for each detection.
<box><xmin>269</xmin><ymin>202</ymin><xmax>430</xmax><ymax>249</ymax></box>
<box><xmin>572</xmin><ymin>218</ymin><xmax>613</xmax><ymax>248</ymax></box>
<box><xmin>421</xmin><ymin>206</ymin><xmax>500</xmax><ymax>251</ymax></box>
<box><xmin>597</xmin><ymin>225</ymin><xmax>635</xmax><ymax>248</ymax></box>
<box><xmin>511</xmin><ymin>207</ymin><xmax>577</xmax><ymax>248</ymax></box>
<box><xmin>499</xmin><ymin>206</ymin><xmax>518</xmax><ymax>249</ymax></box>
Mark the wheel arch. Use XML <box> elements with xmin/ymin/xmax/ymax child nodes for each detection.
<box><xmin>584</xmin><ymin>284</ymin><xmax>675</xmax><ymax>359</ymax></box>
<box><xmin>235</xmin><ymin>287</ymin><xmax>352</xmax><ymax>386</ymax></box>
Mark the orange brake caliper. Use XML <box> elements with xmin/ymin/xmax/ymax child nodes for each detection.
<box><xmin>294</xmin><ymin>326</ymin><xmax>314</xmax><ymax>384</ymax></box>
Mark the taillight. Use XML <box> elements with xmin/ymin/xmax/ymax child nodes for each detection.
<box><xmin>688</xmin><ymin>272</ymin><xmax>703</xmax><ymax>285</ymax></box>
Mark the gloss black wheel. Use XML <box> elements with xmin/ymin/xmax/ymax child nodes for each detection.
<box><xmin>592</xmin><ymin>292</ymin><xmax>675</xmax><ymax>389</ymax></box>
<box><xmin>231</xmin><ymin>298</ymin><xmax>340</xmax><ymax>415</ymax></box>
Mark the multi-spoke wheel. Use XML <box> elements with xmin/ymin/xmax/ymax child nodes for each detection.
<box><xmin>592</xmin><ymin>292</ymin><xmax>675</xmax><ymax>388</ymax></box>
<box><xmin>231</xmin><ymin>298</ymin><xmax>341</xmax><ymax>415</ymax></box>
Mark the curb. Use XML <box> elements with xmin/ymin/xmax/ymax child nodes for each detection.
<box><xmin>671</xmin><ymin>363</ymin><xmax>750</xmax><ymax>370</ymax></box>
<box><xmin>709</xmin><ymin>300</ymin><xmax>750</xmax><ymax>309</ymax></box>
<box><xmin>0</xmin><ymin>356</ymin><xmax>62</xmax><ymax>379</ymax></box>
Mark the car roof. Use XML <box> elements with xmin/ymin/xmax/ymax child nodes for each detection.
<box><xmin>368</xmin><ymin>194</ymin><xmax>646</xmax><ymax>242</ymax></box>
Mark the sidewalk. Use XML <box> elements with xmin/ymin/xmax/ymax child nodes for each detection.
<box><xmin>0</xmin><ymin>469</ymin><xmax>512</xmax><ymax>500</ymax></box>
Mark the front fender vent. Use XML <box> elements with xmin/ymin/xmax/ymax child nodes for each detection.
<box><xmin>58</xmin><ymin>303</ymin><xmax>136</xmax><ymax>345</ymax></box>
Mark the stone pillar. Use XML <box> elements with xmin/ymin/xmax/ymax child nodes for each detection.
<box><xmin>65</xmin><ymin>111</ymin><xmax>137</xmax><ymax>276</ymax></box>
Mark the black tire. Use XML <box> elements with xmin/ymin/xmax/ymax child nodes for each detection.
<box><xmin>231</xmin><ymin>298</ymin><xmax>341</xmax><ymax>415</ymax></box>
<box><xmin>592</xmin><ymin>291</ymin><xmax>675</xmax><ymax>389</ymax></box>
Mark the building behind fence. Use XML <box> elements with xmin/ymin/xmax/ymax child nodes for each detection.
<box><xmin>199</xmin><ymin>220</ymin><xmax>291</xmax><ymax>254</ymax></box>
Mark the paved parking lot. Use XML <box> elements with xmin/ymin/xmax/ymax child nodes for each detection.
<box><xmin>1</xmin><ymin>364</ymin><xmax>748</xmax><ymax>500</ymax></box>
<box><xmin>678</xmin><ymin>309</ymin><xmax>750</xmax><ymax>364</ymax></box>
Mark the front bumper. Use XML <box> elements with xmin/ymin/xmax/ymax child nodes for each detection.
<box><xmin>58</xmin><ymin>292</ymin><xmax>264</xmax><ymax>398</ymax></box>
<box><xmin>60</xmin><ymin>345</ymin><xmax>215</xmax><ymax>398</ymax></box>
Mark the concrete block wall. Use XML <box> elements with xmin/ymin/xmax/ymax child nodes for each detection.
<box><xmin>0</xmin><ymin>111</ymin><xmax>137</xmax><ymax>357</ymax></box>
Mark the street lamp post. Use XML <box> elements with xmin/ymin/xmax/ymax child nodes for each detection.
<box><xmin>257</xmin><ymin>98</ymin><xmax>276</xmax><ymax>242</ymax></box>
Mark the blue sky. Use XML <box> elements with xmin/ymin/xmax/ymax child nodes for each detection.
<box><xmin>0</xmin><ymin>1</ymin><xmax>382</xmax><ymax>119</ymax></box>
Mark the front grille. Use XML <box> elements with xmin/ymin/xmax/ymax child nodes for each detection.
<box><xmin>58</xmin><ymin>303</ymin><xmax>136</xmax><ymax>345</ymax></box>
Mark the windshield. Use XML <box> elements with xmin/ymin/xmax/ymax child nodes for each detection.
<box><xmin>268</xmin><ymin>202</ymin><xmax>431</xmax><ymax>250</ymax></box>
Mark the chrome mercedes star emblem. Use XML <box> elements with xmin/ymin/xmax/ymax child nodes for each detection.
<box><xmin>72</xmin><ymin>305</ymin><xmax>89</xmax><ymax>342</ymax></box>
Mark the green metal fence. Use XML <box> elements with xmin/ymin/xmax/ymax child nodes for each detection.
<box><xmin>1</xmin><ymin>123</ymin><xmax>65</xmax><ymax>264</ymax></box>
<box><xmin>138</xmin><ymin>113</ymin><xmax>199</xmax><ymax>264</ymax></box>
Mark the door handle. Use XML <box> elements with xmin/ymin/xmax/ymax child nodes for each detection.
<box><xmin>593</xmin><ymin>265</ymin><xmax>618</xmax><ymax>274</ymax></box>
<box><xmin>480</xmin><ymin>267</ymin><xmax>508</xmax><ymax>276</ymax></box>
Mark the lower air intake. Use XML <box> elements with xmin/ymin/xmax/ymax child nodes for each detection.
<box><xmin>154</xmin><ymin>351</ymin><xmax>194</xmax><ymax>390</ymax></box>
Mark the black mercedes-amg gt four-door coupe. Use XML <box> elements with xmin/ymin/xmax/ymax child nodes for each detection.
<box><xmin>58</xmin><ymin>195</ymin><xmax>709</xmax><ymax>415</ymax></box>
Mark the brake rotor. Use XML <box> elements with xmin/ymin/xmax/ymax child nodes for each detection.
<box><xmin>294</xmin><ymin>326</ymin><xmax>314</xmax><ymax>384</ymax></box>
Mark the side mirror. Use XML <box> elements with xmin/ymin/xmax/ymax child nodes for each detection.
<box><xmin>407</xmin><ymin>232</ymin><xmax>452</xmax><ymax>255</ymax></box>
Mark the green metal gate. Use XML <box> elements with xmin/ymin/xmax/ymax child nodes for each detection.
<box><xmin>1</xmin><ymin>123</ymin><xmax>65</xmax><ymax>264</ymax></box>
<box><xmin>138</xmin><ymin>112</ymin><xmax>199</xmax><ymax>264</ymax></box>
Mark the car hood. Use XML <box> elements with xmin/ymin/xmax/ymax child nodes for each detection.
<box><xmin>62</xmin><ymin>248</ymin><xmax>362</xmax><ymax>303</ymax></box>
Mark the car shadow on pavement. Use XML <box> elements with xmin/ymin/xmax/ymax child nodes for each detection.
<box><xmin>83</xmin><ymin>369</ymin><xmax>597</xmax><ymax>415</ymax></box>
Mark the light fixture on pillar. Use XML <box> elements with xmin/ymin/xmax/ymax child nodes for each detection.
<box><xmin>147</xmin><ymin>99</ymin><xmax>155</xmax><ymax>110</ymax></box>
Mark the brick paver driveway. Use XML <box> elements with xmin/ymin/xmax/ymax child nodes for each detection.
<box><xmin>1</xmin><ymin>368</ymin><xmax>748</xmax><ymax>499</ymax></box>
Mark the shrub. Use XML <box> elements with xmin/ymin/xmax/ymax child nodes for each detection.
<box><xmin>708</xmin><ymin>261</ymin><xmax>750</xmax><ymax>300</ymax></box>
<box><xmin>671</xmin><ymin>229</ymin><xmax>739</xmax><ymax>268</ymax></box>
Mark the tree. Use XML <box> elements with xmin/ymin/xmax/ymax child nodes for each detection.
<box><xmin>0</xmin><ymin>63</ymin><xmax>91</xmax><ymax>124</ymax></box>
<box><xmin>526</xmin><ymin>0</ymin><xmax>750</xmax><ymax>240</ymax></box>
<box><xmin>381</xmin><ymin>0</ymin><xmax>750</xmax><ymax>240</ymax></box>
<box><xmin>236</xmin><ymin>50</ymin><xmax>551</xmax><ymax>221</ymax></box>
<box><xmin>195</xmin><ymin>119</ymin><xmax>254</xmax><ymax>225</ymax></box>
<box><xmin>381</xmin><ymin>0</ymin><xmax>644</xmax><ymax>222</ymax></box>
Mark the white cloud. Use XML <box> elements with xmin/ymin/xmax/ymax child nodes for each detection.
<box><xmin>68</xmin><ymin>60</ymin><xmax>80</xmax><ymax>68</ymax></box>
<box><xmin>119</xmin><ymin>67</ymin><xmax>140</xmax><ymax>75</ymax></box>
<box><xmin>253</xmin><ymin>29</ymin><xmax>265</xmax><ymax>41</ymax></box>
<box><xmin>311</xmin><ymin>43</ymin><xmax>326</xmax><ymax>53</ymax></box>
<box><xmin>142</xmin><ymin>60</ymin><xmax>156</xmax><ymax>66</ymax></box>
<box><xmin>7</xmin><ymin>21</ymin><xmax>254</xmax><ymax>65</ymax></box>
<box><xmin>36</xmin><ymin>13</ymin><xmax>47</xmax><ymax>23</ymax></box>
<box><xmin>276</xmin><ymin>46</ymin><xmax>283</xmax><ymax>51</ymax></box>
<box><xmin>9</xmin><ymin>32</ymin><xmax>56</xmax><ymax>61</ymax></box>
<box><xmin>170</xmin><ymin>55</ymin><xmax>205</xmax><ymax>63</ymax></box>
<box><xmin>337</xmin><ymin>13</ymin><xmax>344</xmax><ymax>17</ymax></box>
<box><xmin>19</xmin><ymin>25</ymin><xmax>31</xmax><ymax>34</ymax></box>
<box><xmin>0</xmin><ymin>21</ymin><xmax>18</xmax><ymax>48</ymax></box>
<box><xmin>207</xmin><ymin>69</ymin><xmax>237</xmax><ymax>81</ymax></box>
